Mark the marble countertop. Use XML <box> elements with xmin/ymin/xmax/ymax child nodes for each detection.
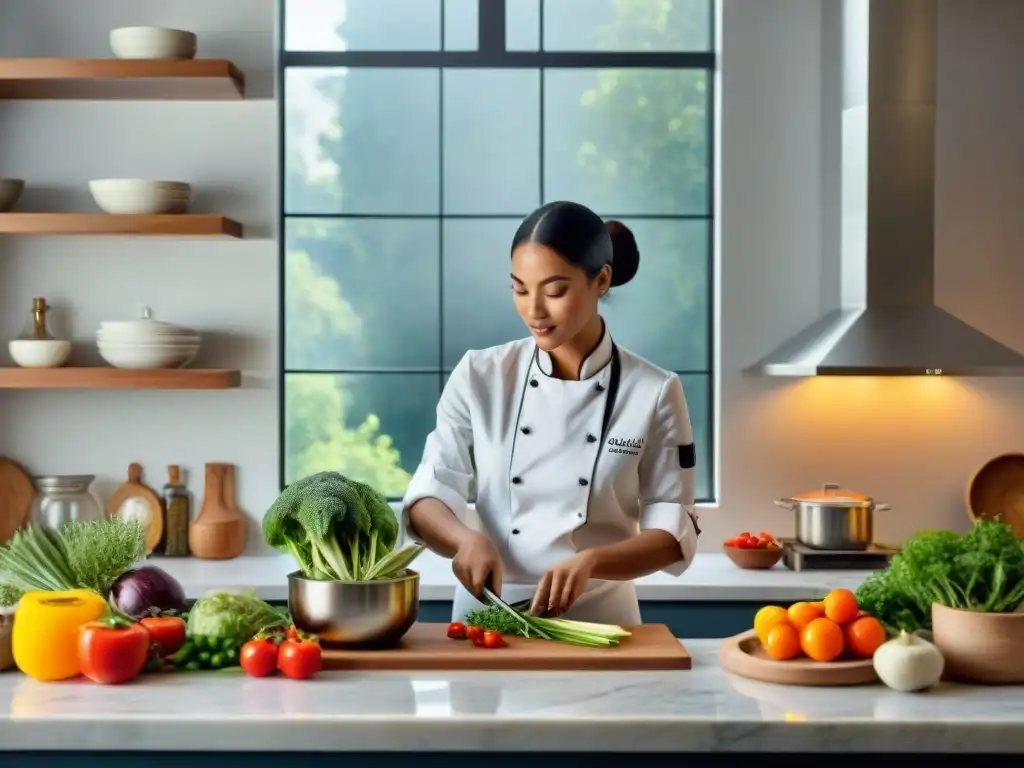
<box><xmin>152</xmin><ymin>551</ymin><xmax>874</xmax><ymax>602</ymax></box>
<box><xmin>0</xmin><ymin>639</ymin><xmax>1020</xmax><ymax>753</ymax></box>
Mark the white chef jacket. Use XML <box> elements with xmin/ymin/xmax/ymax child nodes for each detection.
<box><xmin>401</xmin><ymin>325</ymin><xmax>699</xmax><ymax>626</ymax></box>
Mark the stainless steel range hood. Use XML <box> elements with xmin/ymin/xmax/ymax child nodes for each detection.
<box><xmin>748</xmin><ymin>0</ymin><xmax>1024</xmax><ymax>377</ymax></box>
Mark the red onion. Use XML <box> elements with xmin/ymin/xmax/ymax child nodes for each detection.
<box><xmin>109</xmin><ymin>565</ymin><xmax>187</xmax><ymax>619</ymax></box>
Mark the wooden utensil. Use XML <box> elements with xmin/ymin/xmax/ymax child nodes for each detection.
<box><xmin>966</xmin><ymin>453</ymin><xmax>1024</xmax><ymax>537</ymax></box>
<box><xmin>0</xmin><ymin>458</ymin><xmax>34</xmax><ymax>544</ymax></box>
<box><xmin>107</xmin><ymin>463</ymin><xmax>163</xmax><ymax>553</ymax></box>
<box><xmin>718</xmin><ymin>629</ymin><xmax>877</xmax><ymax>686</ymax></box>
<box><xmin>188</xmin><ymin>462</ymin><xmax>246</xmax><ymax>559</ymax></box>
<box><xmin>321</xmin><ymin>623</ymin><xmax>692</xmax><ymax>671</ymax></box>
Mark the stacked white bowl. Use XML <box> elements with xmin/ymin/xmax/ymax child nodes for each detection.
<box><xmin>97</xmin><ymin>307</ymin><xmax>200</xmax><ymax>370</ymax></box>
<box><xmin>88</xmin><ymin>179</ymin><xmax>191</xmax><ymax>215</ymax></box>
<box><xmin>109</xmin><ymin>27</ymin><xmax>198</xmax><ymax>60</ymax></box>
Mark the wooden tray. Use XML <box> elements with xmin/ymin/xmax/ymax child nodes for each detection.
<box><xmin>719</xmin><ymin>630</ymin><xmax>878</xmax><ymax>686</ymax></box>
<box><xmin>322</xmin><ymin>623</ymin><xmax>691</xmax><ymax>671</ymax></box>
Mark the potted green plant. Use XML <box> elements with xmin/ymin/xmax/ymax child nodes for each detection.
<box><xmin>262</xmin><ymin>472</ymin><xmax>424</xmax><ymax>648</ymax></box>
<box><xmin>0</xmin><ymin>583</ymin><xmax>23</xmax><ymax>672</ymax></box>
<box><xmin>856</xmin><ymin>519</ymin><xmax>1024</xmax><ymax>683</ymax></box>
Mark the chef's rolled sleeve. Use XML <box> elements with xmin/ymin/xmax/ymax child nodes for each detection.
<box><xmin>401</xmin><ymin>353</ymin><xmax>475</xmax><ymax>544</ymax></box>
<box><xmin>638</xmin><ymin>375</ymin><xmax>699</xmax><ymax>577</ymax></box>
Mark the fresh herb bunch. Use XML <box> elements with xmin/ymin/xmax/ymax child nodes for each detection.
<box><xmin>0</xmin><ymin>519</ymin><xmax>145</xmax><ymax>594</ymax></box>
<box><xmin>0</xmin><ymin>582</ymin><xmax>24</xmax><ymax>607</ymax></box>
<box><xmin>855</xmin><ymin>519</ymin><xmax>1024</xmax><ymax>633</ymax></box>
<box><xmin>468</xmin><ymin>590</ymin><xmax>632</xmax><ymax>648</ymax></box>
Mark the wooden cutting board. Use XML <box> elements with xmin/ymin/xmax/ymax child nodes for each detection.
<box><xmin>0</xmin><ymin>458</ymin><xmax>34</xmax><ymax>545</ymax></box>
<box><xmin>322</xmin><ymin>623</ymin><xmax>691</xmax><ymax>671</ymax></box>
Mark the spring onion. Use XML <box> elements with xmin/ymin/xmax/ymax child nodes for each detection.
<box><xmin>467</xmin><ymin>591</ymin><xmax>632</xmax><ymax>648</ymax></box>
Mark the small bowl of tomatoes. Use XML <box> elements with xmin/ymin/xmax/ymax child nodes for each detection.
<box><xmin>723</xmin><ymin>531</ymin><xmax>784</xmax><ymax>570</ymax></box>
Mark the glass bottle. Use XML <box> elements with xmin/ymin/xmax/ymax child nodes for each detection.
<box><xmin>160</xmin><ymin>465</ymin><xmax>192</xmax><ymax>557</ymax></box>
<box><xmin>17</xmin><ymin>297</ymin><xmax>54</xmax><ymax>341</ymax></box>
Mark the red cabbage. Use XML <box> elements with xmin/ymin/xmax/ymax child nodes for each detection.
<box><xmin>110</xmin><ymin>565</ymin><xmax>187</xmax><ymax>619</ymax></box>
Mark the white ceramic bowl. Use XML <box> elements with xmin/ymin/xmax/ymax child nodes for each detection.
<box><xmin>97</xmin><ymin>342</ymin><xmax>198</xmax><ymax>370</ymax></box>
<box><xmin>88</xmin><ymin>179</ymin><xmax>191</xmax><ymax>215</ymax></box>
<box><xmin>9</xmin><ymin>339</ymin><xmax>71</xmax><ymax>368</ymax></box>
<box><xmin>109</xmin><ymin>27</ymin><xmax>197</xmax><ymax>60</ymax></box>
<box><xmin>0</xmin><ymin>179</ymin><xmax>24</xmax><ymax>213</ymax></box>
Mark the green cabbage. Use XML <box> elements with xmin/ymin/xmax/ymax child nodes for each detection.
<box><xmin>185</xmin><ymin>590</ymin><xmax>287</xmax><ymax>644</ymax></box>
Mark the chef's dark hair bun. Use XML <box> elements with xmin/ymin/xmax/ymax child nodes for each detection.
<box><xmin>603</xmin><ymin>219</ymin><xmax>639</xmax><ymax>287</ymax></box>
<box><xmin>511</xmin><ymin>201</ymin><xmax>640</xmax><ymax>288</ymax></box>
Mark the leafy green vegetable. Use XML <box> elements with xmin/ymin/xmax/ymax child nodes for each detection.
<box><xmin>0</xmin><ymin>519</ymin><xmax>145</xmax><ymax>596</ymax></box>
<box><xmin>61</xmin><ymin>518</ymin><xmax>147</xmax><ymax>594</ymax></box>
<box><xmin>262</xmin><ymin>470</ymin><xmax>424</xmax><ymax>581</ymax></box>
<box><xmin>0</xmin><ymin>582</ymin><xmax>24</xmax><ymax>607</ymax></box>
<box><xmin>468</xmin><ymin>590</ymin><xmax>633</xmax><ymax>648</ymax></box>
<box><xmin>185</xmin><ymin>590</ymin><xmax>287</xmax><ymax>647</ymax></box>
<box><xmin>855</xmin><ymin>520</ymin><xmax>1024</xmax><ymax>633</ymax></box>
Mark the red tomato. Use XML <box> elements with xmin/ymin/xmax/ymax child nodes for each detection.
<box><xmin>482</xmin><ymin>630</ymin><xmax>505</xmax><ymax>649</ymax></box>
<box><xmin>240</xmin><ymin>639</ymin><xmax>279</xmax><ymax>678</ymax></box>
<box><xmin>738</xmin><ymin>531</ymin><xmax>751</xmax><ymax>538</ymax></box>
<box><xmin>723</xmin><ymin>537</ymin><xmax>738</xmax><ymax>548</ymax></box>
<box><xmin>737</xmin><ymin>537</ymin><xmax>761</xmax><ymax>549</ymax></box>
<box><xmin>140</xmin><ymin>616</ymin><xmax>187</xmax><ymax>656</ymax></box>
<box><xmin>447</xmin><ymin>622</ymin><xmax>467</xmax><ymax>639</ymax></box>
<box><xmin>277</xmin><ymin>639</ymin><xmax>322</xmax><ymax>680</ymax></box>
<box><xmin>466</xmin><ymin>625</ymin><xmax>485</xmax><ymax>644</ymax></box>
<box><xmin>78</xmin><ymin>621</ymin><xmax>151</xmax><ymax>685</ymax></box>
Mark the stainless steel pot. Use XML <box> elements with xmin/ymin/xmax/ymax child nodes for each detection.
<box><xmin>288</xmin><ymin>570</ymin><xmax>419</xmax><ymax>648</ymax></box>
<box><xmin>774</xmin><ymin>483</ymin><xmax>890</xmax><ymax>551</ymax></box>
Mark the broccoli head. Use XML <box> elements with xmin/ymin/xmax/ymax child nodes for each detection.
<box><xmin>262</xmin><ymin>471</ymin><xmax>419</xmax><ymax>582</ymax></box>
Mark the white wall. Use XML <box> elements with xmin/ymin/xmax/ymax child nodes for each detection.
<box><xmin>717</xmin><ymin>0</ymin><xmax>1024</xmax><ymax>546</ymax></box>
<box><xmin>0</xmin><ymin>0</ymin><xmax>280</xmax><ymax>554</ymax></box>
<box><xmin>1</xmin><ymin>0</ymin><xmax>1021</xmax><ymax>558</ymax></box>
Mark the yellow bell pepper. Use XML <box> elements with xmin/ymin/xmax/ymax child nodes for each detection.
<box><xmin>13</xmin><ymin>589</ymin><xmax>107</xmax><ymax>681</ymax></box>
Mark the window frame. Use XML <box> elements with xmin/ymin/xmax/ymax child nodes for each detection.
<box><xmin>278</xmin><ymin>0</ymin><xmax>719</xmax><ymax>503</ymax></box>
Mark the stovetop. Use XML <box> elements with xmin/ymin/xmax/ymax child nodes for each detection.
<box><xmin>780</xmin><ymin>538</ymin><xmax>898</xmax><ymax>572</ymax></box>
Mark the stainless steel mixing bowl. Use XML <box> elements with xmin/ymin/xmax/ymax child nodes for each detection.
<box><xmin>287</xmin><ymin>569</ymin><xmax>420</xmax><ymax>648</ymax></box>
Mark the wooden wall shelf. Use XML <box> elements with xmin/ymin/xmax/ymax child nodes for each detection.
<box><xmin>0</xmin><ymin>58</ymin><xmax>245</xmax><ymax>100</ymax></box>
<box><xmin>0</xmin><ymin>368</ymin><xmax>241</xmax><ymax>390</ymax></box>
<box><xmin>0</xmin><ymin>213</ymin><xmax>243</xmax><ymax>238</ymax></box>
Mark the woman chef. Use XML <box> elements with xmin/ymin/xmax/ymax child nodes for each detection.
<box><xmin>401</xmin><ymin>200</ymin><xmax>701</xmax><ymax>627</ymax></box>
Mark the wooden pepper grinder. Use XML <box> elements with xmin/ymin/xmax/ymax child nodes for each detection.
<box><xmin>188</xmin><ymin>462</ymin><xmax>246</xmax><ymax>560</ymax></box>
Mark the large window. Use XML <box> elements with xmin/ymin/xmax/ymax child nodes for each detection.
<box><xmin>281</xmin><ymin>0</ymin><xmax>717</xmax><ymax>502</ymax></box>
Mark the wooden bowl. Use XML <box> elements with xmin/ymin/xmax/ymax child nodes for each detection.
<box><xmin>966</xmin><ymin>453</ymin><xmax>1024</xmax><ymax>537</ymax></box>
<box><xmin>723</xmin><ymin>543</ymin><xmax>783</xmax><ymax>570</ymax></box>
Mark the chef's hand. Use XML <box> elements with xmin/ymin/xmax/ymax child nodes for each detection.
<box><xmin>531</xmin><ymin>550</ymin><xmax>597</xmax><ymax>616</ymax></box>
<box><xmin>452</xmin><ymin>530</ymin><xmax>502</xmax><ymax>599</ymax></box>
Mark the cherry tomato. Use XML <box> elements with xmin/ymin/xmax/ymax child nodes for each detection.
<box><xmin>738</xmin><ymin>531</ymin><xmax>751</xmax><ymax>538</ymax></box>
<box><xmin>447</xmin><ymin>622</ymin><xmax>467</xmax><ymax>639</ymax></box>
<box><xmin>277</xmin><ymin>639</ymin><xmax>322</xmax><ymax>680</ymax></box>
<box><xmin>240</xmin><ymin>639</ymin><xmax>279</xmax><ymax>678</ymax></box>
<box><xmin>737</xmin><ymin>537</ymin><xmax>761</xmax><ymax>550</ymax></box>
<box><xmin>482</xmin><ymin>630</ymin><xmax>505</xmax><ymax>649</ymax></box>
<box><xmin>78</xmin><ymin>621</ymin><xmax>151</xmax><ymax>685</ymax></box>
<box><xmin>466</xmin><ymin>625</ymin><xmax>485</xmax><ymax>644</ymax></box>
<box><xmin>140</xmin><ymin>616</ymin><xmax>187</xmax><ymax>656</ymax></box>
<box><xmin>760</xmin><ymin>531</ymin><xmax>776</xmax><ymax>541</ymax></box>
<box><xmin>723</xmin><ymin>537</ymin><xmax>738</xmax><ymax>548</ymax></box>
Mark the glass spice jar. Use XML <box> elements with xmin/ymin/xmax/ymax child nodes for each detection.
<box><xmin>160</xmin><ymin>465</ymin><xmax>192</xmax><ymax>557</ymax></box>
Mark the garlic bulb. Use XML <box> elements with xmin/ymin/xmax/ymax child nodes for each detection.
<box><xmin>873</xmin><ymin>630</ymin><xmax>945</xmax><ymax>692</ymax></box>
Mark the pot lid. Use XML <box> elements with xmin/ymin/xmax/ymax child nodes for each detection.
<box><xmin>790</xmin><ymin>483</ymin><xmax>873</xmax><ymax>503</ymax></box>
<box><xmin>100</xmin><ymin>306</ymin><xmax>193</xmax><ymax>335</ymax></box>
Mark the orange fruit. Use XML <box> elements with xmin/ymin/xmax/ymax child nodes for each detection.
<box><xmin>754</xmin><ymin>605</ymin><xmax>790</xmax><ymax>645</ymax></box>
<box><xmin>764</xmin><ymin>623</ymin><xmax>801</xmax><ymax>661</ymax></box>
<box><xmin>845</xmin><ymin>616</ymin><xmax>887</xmax><ymax>658</ymax></box>
<box><xmin>823</xmin><ymin>588</ymin><xmax>860</xmax><ymax>625</ymax></box>
<box><xmin>787</xmin><ymin>601</ymin><xmax>825</xmax><ymax>630</ymax></box>
<box><xmin>801</xmin><ymin>617</ymin><xmax>845</xmax><ymax>662</ymax></box>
